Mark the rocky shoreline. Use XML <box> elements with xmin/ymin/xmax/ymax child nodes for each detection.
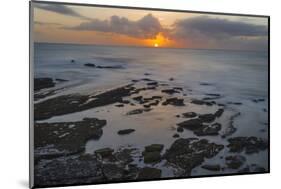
<box><xmin>33</xmin><ymin>76</ymin><xmax>268</xmax><ymax>187</ymax></box>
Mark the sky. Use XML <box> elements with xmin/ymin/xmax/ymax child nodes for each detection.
<box><xmin>32</xmin><ymin>2</ymin><xmax>269</xmax><ymax>51</ymax></box>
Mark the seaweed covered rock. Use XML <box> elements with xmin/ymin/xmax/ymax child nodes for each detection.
<box><xmin>164</xmin><ymin>138</ymin><xmax>224</xmax><ymax>174</ymax></box>
<box><xmin>227</xmin><ymin>137</ymin><xmax>268</xmax><ymax>154</ymax></box>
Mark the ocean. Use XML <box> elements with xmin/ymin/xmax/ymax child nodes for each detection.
<box><xmin>34</xmin><ymin>42</ymin><xmax>269</xmax><ymax>177</ymax></box>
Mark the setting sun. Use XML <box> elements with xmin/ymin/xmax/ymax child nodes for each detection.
<box><xmin>154</xmin><ymin>43</ymin><xmax>159</xmax><ymax>47</ymax></box>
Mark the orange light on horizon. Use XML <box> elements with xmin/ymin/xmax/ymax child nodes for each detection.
<box><xmin>154</xmin><ymin>43</ymin><xmax>159</xmax><ymax>47</ymax></box>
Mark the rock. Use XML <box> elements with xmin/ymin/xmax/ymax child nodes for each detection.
<box><xmin>34</xmin><ymin>118</ymin><xmax>107</xmax><ymax>158</ymax></box>
<box><xmin>34</xmin><ymin>78</ymin><xmax>55</xmax><ymax>91</ymax></box>
<box><xmin>205</xmin><ymin>93</ymin><xmax>221</xmax><ymax>97</ymax></box>
<box><xmin>161</xmin><ymin>89</ymin><xmax>180</xmax><ymax>95</ymax></box>
<box><xmin>227</xmin><ymin>102</ymin><xmax>242</xmax><ymax>105</ymax></box>
<box><xmin>96</xmin><ymin>65</ymin><xmax>123</xmax><ymax>69</ymax></box>
<box><xmin>117</xmin><ymin>129</ymin><xmax>135</xmax><ymax>135</ymax></box>
<box><xmin>143</xmin><ymin>151</ymin><xmax>161</xmax><ymax>164</ymax></box>
<box><xmin>182</xmin><ymin>112</ymin><xmax>197</xmax><ymax>118</ymax></box>
<box><xmin>35</xmin><ymin>84</ymin><xmax>137</xmax><ymax>120</ymax></box>
<box><xmin>227</xmin><ymin>137</ymin><xmax>268</xmax><ymax>154</ymax></box>
<box><xmin>115</xmin><ymin>104</ymin><xmax>124</xmax><ymax>107</ymax></box>
<box><xmin>147</xmin><ymin>81</ymin><xmax>158</xmax><ymax>86</ymax></box>
<box><xmin>200</xmin><ymin>82</ymin><xmax>212</xmax><ymax>86</ymax></box>
<box><xmin>34</xmin><ymin>155</ymin><xmax>103</xmax><ymax>187</ymax></box>
<box><xmin>137</xmin><ymin>167</ymin><xmax>162</xmax><ymax>179</ymax></box>
<box><xmin>144</xmin><ymin>73</ymin><xmax>151</xmax><ymax>76</ymax></box>
<box><xmin>84</xmin><ymin>63</ymin><xmax>96</xmax><ymax>67</ymax></box>
<box><xmin>214</xmin><ymin>108</ymin><xmax>224</xmax><ymax>117</ymax></box>
<box><xmin>95</xmin><ymin>148</ymin><xmax>114</xmax><ymax>158</ymax></box>
<box><xmin>169</xmin><ymin>77</ymin><xmax>174</xmax><ymax>81</ymax></box>
<box><xmin>145</xmin><ymin>144</ymin><xmax>164</xmax><ymax>152</ymax></box>
<box><xmin>55</xmin><ymin>78</ymin><xmax>68</xmax><ymax>82</ymax></box>
<box><xmin>114</xmin><ymin>148</ymin><xmax>135</xmax><ymax>164</ymax></box>
<box><xmin>198</xmin><ymin>114</ymin><xmax>216</xmax><ymax>123</ymax></box>
<box><xmin>177</xmin><ymin>127</ymin><xmax>184</xmax><ymax>133</ymax></box>
<box><xmin>71</xmin><ymin>59</ymin><xmax>75</xmax><ymax>63</ymax></box>
<box><xmin>194</xmin><ymin>123</ymin><xmax>222</xmax><ymax>136</ymax></box>
<box><xmin>191</xmin><ymin>99</ymin><xmax>213</xmax><ymax>106</ymax></box>
<box><xmin>164</xmin><ymin>138</ymin><xmax>224</xmax><ymax>174</ymax></box>
<box><xmin>177</xmin><ymin>119</ymin><xmax>203</xmax><ymax>130</ymax></box>
<box><xmin>126</xmin><ymin>108</ymin><xmax>152</xmax><ymax>115</ymax></box>
<box><xmin>102</xmin><ymin>163</ymin><xmax>125</xmax><ymax>180</ymax></box>
<box><xmin>201</xmin><ymin>164</ymin><xmax>221</xmax><ymax>171</ymax></box>
<box><xmin>162</xmin><ymin>97</ymin><xmax>185</xmax><ymax>106</ymax></box>
<box><xmin>143</xmin><ymin>144</ymin><xmax>164</xmax><ymax>164</ymax></box>
<box><xmin>173</xmin><ymin>133</ymin><xmax>180</xmax><ymax>138</ymax></box>
<box><xmin>225</xmin><ymin>155</ymin><xmax>246</xmax><ymax>169</ymax></box>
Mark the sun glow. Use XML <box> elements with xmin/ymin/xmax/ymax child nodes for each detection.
<box><xmin>154</xmin><ymin>43</ymin><xmax>159</xmax><ymax>47</ymax></box>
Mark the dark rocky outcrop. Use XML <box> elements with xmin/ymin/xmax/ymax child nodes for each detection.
<box><xmin>142</xmin><ymin>144</ymin><xmax>164</xmax><ymax>164</ymax></box>
<box><xmin>227</xmin><ymin>137</ymin><xmax>268</xmax><ymax>154</ymax></box>
<box><xmin>117</xmin><ymin>129</ymin><xmax>135</xmax><ymax>135</ymax></box>
<box><xmin>164</xmin><ymin>138</ymin><xmax>224</xmax><ymax>174</ymax></box>
<box><xmin>162</xmin><ymin>97</ymin><xmax>185</xmax><ymax>106</ymax></box>
<box><xmin>34</xmin><ymin>118</ymin><xmax>107</xmax><ymax>160</ymax></box>
<box><xmin>137</xmin><ymin>167</ymin><xmax>162</xmax><ymax>179</ymax></box>
<box><xmin>34</xmin><ymin>84</ymin><xmax>138</xmax><ymax>120</ymax></box>
<box><xmin>225</xmin><ymin>155</ymin><xmax>246</xmax><ymax>169</ymax></box>
<box><xmin>201</xmin><ymin>164</ymin><xmax>221</xmax><ymax>171</ymax></box>
<box><xmin>126</xmin><ymin>108</ymin><xmax>152</xmax><ymax>115</ymax></box>
<box><xmin>182</xmin><ymin>112</ymin><xmax>197</xmax><ymax>118</ymax></box>
<box><xmin>34</xmin><ymin>78</ymin><xmax>55</xmax><ymax>91</ymax></box>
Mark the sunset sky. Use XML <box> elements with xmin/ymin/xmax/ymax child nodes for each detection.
<box><xmin>32</xmin><ymin>2</ymin><xmax>269</xmax><ymax>51</ymax></box>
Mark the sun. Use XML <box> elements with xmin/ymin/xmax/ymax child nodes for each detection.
<box><xmin>154</xmin><ymin>43</ymin><xmax>159</xmax><ymax>47</ymax></box>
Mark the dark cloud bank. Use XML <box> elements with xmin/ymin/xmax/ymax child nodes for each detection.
<box><xmin>34</xmin><ymin>4</ymin><xmax>91</xmax><ymax>20</ymax></box>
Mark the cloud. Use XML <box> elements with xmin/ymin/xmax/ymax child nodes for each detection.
<box><xmin>67</xmin><ymin>14</ymin><xmax>163</xmax><ymax>39</ymax></box>
<box><xmin>170</xmin><ymin>16</ymin><xmax>267</xmax><ymax>38</ymax></box>
<box><xmin>168</xmin><ymin>16</ymin><xmax>268</xmax><ymax>50</ymax></box>
<box><xmin>34</xmin><ymin>4</ymin><xmax>91</xmax><ymax>20</ymax></box>
<box><xmin>34</xmin><ymin>21</ymin><xmax>62</xmax><ymax>26</ymax></box>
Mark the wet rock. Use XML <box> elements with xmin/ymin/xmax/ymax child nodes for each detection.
<box><xmin>227</xmin><ymin>137</ymin><xmax>268</xmax><ymax>154</ymax></box>
<box><xmin>200</xmin><ymin>82</ymin><xmax>212</xmax><ymax>86</ymax></box>
<box><xmin>225</xmin><ymin>155</ymin><xmax>246</xmax><ymax>169</ymax></box>
<box><xmin>102</xmin><ymin>163</ymin><xmax>125</xmax><ymax>180</ymax></box>
<box><xmin>162</xmin><ymin>97</ymin><xmax>185</xmax><ymax>106</ymax></box>
<box><xmin>177</xmin><ymin>127</ymin><xmax>184</xmax><ymax>133</ymax></box>
<box><xmin>143</xmin><ymin>144</ymin><xmax>164</xmax><ymax>164</ymax></box>
<box><xmin>227</xmin><ymin>102</ymin><xmax>242</xmax><ymax>105</ymax></box>
<box><xmin>252</xmin><ymin>98</ymin><xmax>265</xmax><ymax>103</ymax></box>
<box><xmin>84</xmin><ymin>63</ymin><xmax>96</xmax><ymax>67</ymax></box>
<box><xmin>182</xmin><ymin>112</ymin><xmax>197</xmax><ymax>118</ymax></box>
<box><xmin>35</xmin><ymin>84</ymin><xmax>136</xmax><ymax>120</ymax></box>
<box><xmin>161</xmin><ymin>89</ymin><xmax>180</xmax><ymax>95</ymax></box>
<box><xmin>169</xmin><ymin>77</ymin><xmax>174</xmax><ymax>81</ymax></box>
<box><xmin>115</xmin><ymin>104</ymin><xmax>124</xmax><ymax>107</ymax></box>
<box><xmin>96</xmin><ymin>65</ymin><xmax>123</xmax><ymax>69</ymax></box>
<box><xmin>194</xmin><ymin>123</ymin><xmax>222</xmax><ymax>136</ymax></box>
<box><xmin>177</xmin><ymin>119</ymin><xmax>203</xmax><ymax>130</ymax></box>
<box><xmin>114</xmin><ymin>148</ymin><xmax>135</xmax><ymax>164</ymax></box>
<box><xmin>34</xmin><ymin>78</ymin><xmax>55</xmax><ymax>91</ymax></box>
<box><xmin>201</xmin><ymin>164</ymin><xmax>221</xmax><ymax>171</ymax></box>
<box><xmin>198</xmin><ymin>114</ymin><xmax>216</xmax><ymax>123</ymax></box>
<box><xmin>173</xmin><ymin>133</ymin><xmax>180</xmax><ymax>138</ymax></box>
<box><xmin>205</xmin><ymin>93</ymin><xmax>221</xmax><ymax>97</ymax></box>
<box><xmin>70</xmin><ymin>59</ymin><xmax>75</xmax><ymax>63</ymax></box>
<box><xmin>95</xmin><ymin>148</ymin><xmax>114</xmax><ymax>158</ymax></box>
<box><xmin>117</xmin><ymin>129</ymin><xmax>135</xmax><ymax>135</ymax></box>
<box><xmin>55</xmin><ymin>78</ymin><xmax>68</xmax><ymax>82</ymax></box>
<box><xmin>126</xmin><ymin>108</ymin><xmax>152</xmax><ymax>115</ymax></box>
<box><xmin>143</xmin><ymin>151</ymin><xmax>161</xmax><ymax>164</ymax></box>
<box><xmin>34</xmin><ymin>155</ymin><xmax>104</xmax><ymax>187</ymax></box>
<box><xmin>137</xmin><ymin>167</ymin><xmax>162</xmax><ymax>179</ymax></box>
<box><xmin>34</xmin><ymin>118</ymin><xmax>107</xmax><ymax>158</ymax></box>
<box><xmin>145</xmin><ymin>144</ymin><xmax>164</xmax><ymax>152</ymax></box>
<box><xmin>164</xmin><ymin>138</ymin><xmax>224</xmax><ymax>174</ymax></box>
<box><xmin>215</xmin><ymin>108</ymin><xmax>224</xmax><ymax>117</ymax></box>
<box><xmin>147</xmin><ymin>81</ymin><xmax>158</xmax><ymax>86</ymax></box>
<box><xmin>191</xmin><ymin>99</ymin><xmax>213</xmax><ymax>106</ymax></box>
